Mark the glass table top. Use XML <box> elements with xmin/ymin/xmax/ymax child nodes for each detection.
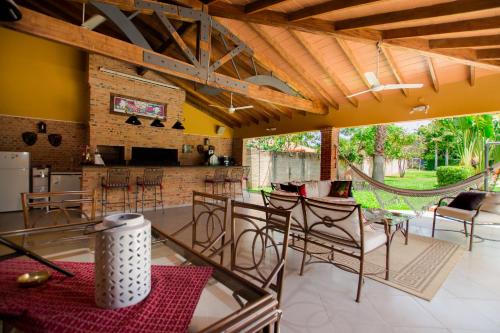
<box><xmin>0</xmin><ymin>222</ymin><xmax>277</xmax><ymax>333</ymax></box>
<box><xmin>363</xmin><ymin>208</ymin><xmax>413</xmax><ymax>226</ymax></box>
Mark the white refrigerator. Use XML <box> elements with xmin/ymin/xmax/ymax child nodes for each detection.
<box><xmin>0</xmin><ymin>152</ymin><xmax>30</xmax><ymax>212</ymax></box>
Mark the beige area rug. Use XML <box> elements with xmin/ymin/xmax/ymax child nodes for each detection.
<box><xmin>295</xmin><ymin>233</ymin><xmax>464</xmax><ymax>300</ymax></box>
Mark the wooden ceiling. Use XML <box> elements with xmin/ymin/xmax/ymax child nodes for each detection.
<box><xmin>13</xmin><ymin>0</ymin><xmax>500</xmax><ymax>128</ymax></box>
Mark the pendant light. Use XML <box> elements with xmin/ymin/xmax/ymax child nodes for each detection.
<box><xmin>125</xmin><ymin>115</ymin><xmax>141</xmax><ymax>125</ymax></box>
<box><xmin>150</xmin><ymin>118</ymin><xmax>164</xmax><ymax>127</ymax></box>
<box><xmin>171</xmin><ymin>111</ymin><xmax>185</xmax><ymax>130</ymax></box>
<box><xmin>0</xmin><ymin>0</ymin><xmax>22</xmax><ymax>21</ymax></box>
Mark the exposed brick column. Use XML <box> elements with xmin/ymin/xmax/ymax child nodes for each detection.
<box><xmin>320</xmin><ymin>127</ymin><xmax>339</xmax><ymax>180</ymax></box>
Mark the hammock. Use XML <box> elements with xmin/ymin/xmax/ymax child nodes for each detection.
<box><xmin>341</xmin><ymin>157</ymin><xmax>499</xmax><ymax>215</ymax></box>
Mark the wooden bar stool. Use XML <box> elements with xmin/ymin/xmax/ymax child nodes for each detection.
<box><xmin>101</xmin><ymin>168</ymin><xmax>131</xmax><ymax>216</ymax></box>
<box><xmin>204</xmin><ymin>168</ymin><xmax>228</xmax><ymax>195</ymax></box>
<box><xmin>135</xmin><ymin>168</ymin><xmax>165</xmax><ymax>213</ymax></box>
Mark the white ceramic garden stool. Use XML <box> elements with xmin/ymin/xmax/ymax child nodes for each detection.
<box><xmin>94</xmin><ymin>213</ymin><xmax>151</xmax><ymax>309</ymax></box>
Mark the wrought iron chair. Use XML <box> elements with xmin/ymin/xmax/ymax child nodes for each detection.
<box><xmin>101</xmin><ymin>168</ymin><xmax>131</xmax><ymax>215</ymax></box>
<box><xmin>299</xmin><ymin>197</ymin><xmax>390</xmax><ymax>302</ymax></box>
<box><xmin>170</xmin><ymin>191</ymin><xmax>230</xmax><ymax>265</ymax></box>
<box><xmin>432</xmin><ymin>191</ymin><xmax>500</xmax><ymax>251</ymax></box>
<box><xmin>230</xmin><ymin>200</ymin><xmax>292</xmax><ymax>332</ymax></box>
<box><xmin>261</xmin><ymin>190</ymin><xmax>305</xmax><ymax>235</ymax></box>
<box><xmin>204</xmin><ymin>168</ymin><xmax>229</xmax><ymax>195</ymax></box>
<box><xmin>21</xmin><ymin>190</ymin><xmax>97</xmax><ymax>229</ymax></box>
<box><xmin>135</xmin><ymin>168</ymin><xmax>165</xmax><ymax>213</ymax></box>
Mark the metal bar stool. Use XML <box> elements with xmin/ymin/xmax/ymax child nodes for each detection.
<box><xmin>204</xmin><ymin>168</ymin><xmax>228</xmax><ymax>195</ymax></box>
<box><xmin>101</xmin><ymin>168</ymin><xmax>131</xmax><ymax>216</ymax></box>
<box><xmin>225</xmin><ymin>167</ymin><xmax>245</xmax><ymax>200</ymax></box>
<box><xmin>135</xmin><ymin>168</ymin><xmax>165</xmax><ymax>213</ymax></box>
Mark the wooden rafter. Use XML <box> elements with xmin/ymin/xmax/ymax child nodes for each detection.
<box><xmin>380</xmin><ymin>46</ymin><xmax>409</xmax><ymax>97</ymax></box>
<box><xmin>2</xmin><ymin>7</ymin><xmax>327</xmax><ymax>114</ymax></box>
<box><xmin>476</xmin><ymin>49</ymin><xmax>500</xmax><ymax>60</ymax></box>
<box><xmin>336</xmin><ymin>38</ymin><xmax>382</xmax><ymax>102</ymax></box>
<box><xmin>334</xmin><ymin>0</ymin><xmax>500</xmax><ymax>30</ymax></box>
<box><xmin>429</xmin><ymin>35</ymin><xmax>500</xmax><ymax>49</ymax></box>
<box><xmin>383</xmin><ymin>16</ymin><xmax>500</xmax><ymax>39</ymax></box>
<box><xmin>426</xmin><ymin>57</ymin><xmax>439</xmax><ymax>93</ymax></box>
<box><xmin>289</xmin><ymin>30</ymin><xmax>358</xmax><ymax>107</ymax></box>
<box><xmin>468</xmin><ymin>66</ymin><xmax>476</xmax><ymax>86</ymax></box>
<box><xmin>249</xmin><ymin>24</ymin><xmax>339</xmax><ymax>109</ymax></box>
<box><xmin>288</xmin><ymin>0</ymin><xmax>379</xmax><ymax>22</ymax></box>
<box><xmin>245</xmin><ymin>0</ymin><xmax>288</xmax><ymax>14</ymax></box>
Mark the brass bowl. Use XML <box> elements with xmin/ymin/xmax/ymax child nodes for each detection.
<box><xmin>17</xmin><ymin>270</ymin><xmax>51</xmax><ymax>287</ymax></box>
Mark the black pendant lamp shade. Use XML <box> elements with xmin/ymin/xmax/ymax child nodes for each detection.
<box><xmin>0</xmin><ymin>0</ymin><xmax>22</xmax><ymax>21</ymax></box>
<box><xmin>172</xmin><ymin>120</ymin><xmax>185</xmax><ymax>130</ymax></box>
<box><xmin>150</xmin><ymin>118</ymin><xmax>165</xmax><ymax>127</ymax></box>
<box><xmin>125</xmin><ymin>115</ymin><xmax>141</xmax><ymax>125</ymax></box>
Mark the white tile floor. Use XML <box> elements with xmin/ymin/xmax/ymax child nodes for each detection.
<box><xmin>2</xmin><ymin>192</ymin><xmax>500</xmax><ymax>333</ymax></box>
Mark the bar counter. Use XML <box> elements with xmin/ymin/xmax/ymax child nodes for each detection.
<box><xmin>82</xmin><ymin>165</ymin><xmax>241</xmax><ymax>215</ymax></box>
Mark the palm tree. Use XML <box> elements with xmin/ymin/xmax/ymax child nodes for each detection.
<box><xmin>372</xmin><ymin>125</ymin><xmax>386</xmax><ymax>182</ymax></box>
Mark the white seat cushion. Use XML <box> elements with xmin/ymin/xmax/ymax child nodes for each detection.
<box><xmin>436</xmin><ymin>206</ymin><xmax>500</xmax><ymax>224</ymax></box>
<box><xmin>363</xmin><ymin>228</ymin><xmax>389</xmax><ymax>252</ymax></box>
<box><xmin>312</xmin><ymin>196</ymin><xmax>356</xmax><ymax>205</ymax></box>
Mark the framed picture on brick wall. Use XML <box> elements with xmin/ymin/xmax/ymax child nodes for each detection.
<box><xmin>110</xmin><ymin>94</ymin><xmax>166</xmax><ymax>120</ymax></box>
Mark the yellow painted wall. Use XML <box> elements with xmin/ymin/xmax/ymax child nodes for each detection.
<box><xmin>234</xmin><ymin>73</ymin><xmax>500</xmax><ymax>138</ymax></box>
<box><xmin>183</xmin><ymin>103</ymin><xmax>234</xmax><ymax>138</ymax></box>
<box><xmin>0</xmin><ymin>27</ymin><xmax>88</xmax><ymax>122</ymax></box>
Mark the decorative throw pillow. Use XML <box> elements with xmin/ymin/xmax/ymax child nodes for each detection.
<box><xmin>448</xmin><ymin>192</ymin><xmax>486</xmax><ymax>211</ymax></box>
<box><xmin>328</xmin><ymin>181</ymin><xmax>353</xmax><ymax>198</ymax></box>
<box><xmin>280</xmin><ymin>183</ymin><xmax>299</xmax><ymax>193</ymax></box>
<box><xmin>289</xmin><ymin>183</ymin><xmax>307</xmax><ymax>197</ymax></box>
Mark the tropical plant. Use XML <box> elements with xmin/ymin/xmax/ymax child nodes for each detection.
<box><xmin>246</xmin><ymin>131</ymin><xmax>321</xmax><ymax>153</ymax></box>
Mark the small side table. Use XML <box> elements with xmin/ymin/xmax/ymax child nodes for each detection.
<box><xmin>364</xmin><ymin>209</ymin><xmax>412</xmax><ymax>245</ymax></box>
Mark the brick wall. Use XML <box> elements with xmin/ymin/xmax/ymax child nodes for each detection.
<box><xmin>88</xmin><ymin>54</ymin><xmax>232</xmax><ymax>163</ymax></box>
<box><xmin>0</xmin><ymin>115</ymin><xmax>87</xmax><ymax>171</ymax></box>
<box><xmin>320</xmin><ymin>127</ymin><xmax>339</xmax><ymax>181</ymax></box>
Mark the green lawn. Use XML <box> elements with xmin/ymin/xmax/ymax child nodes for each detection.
<box><xmin>384</xmin><ymin>169</ymin><xmax>438</xmax><ymax>190</ymax></box>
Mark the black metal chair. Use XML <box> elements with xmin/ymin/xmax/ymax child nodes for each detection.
<box><xmin>135</xmin><ymin>168</ymin><xmax>165</xmax><ymax>213</ymax></box>
<box><xmin>204</xmin><ymin>168</ymin><xmax>229</xmax><ymax>195</ymax></box>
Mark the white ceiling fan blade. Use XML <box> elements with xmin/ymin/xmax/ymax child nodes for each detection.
<box><xmin>381</xmin><ymin>83</ymin><xmax>424</xmax><ymax>90</ymax></box>
<box><xmin>209</xmin><ymin>104</ymin><xmax>228</xmax><ymax>110</ymax></box>
<box><xmin>364</xmin><ymin>72</ymin><xmax>380</xmax><ymax>87</ymax></box>
<box><xmin>346</xmin><ymin>89</ymin><xmax>373</xmax><ymax>98</ymax></box>
<box><xmin>233</xmin><ymin>106</ymin><xmax>254</xmax><ymax>110</ymax></box>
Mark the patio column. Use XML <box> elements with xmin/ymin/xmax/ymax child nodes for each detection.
<box><xmin>232</xmin><ymin>137</ymin><xmax>243</xmax><ymax>166</ymax></box>
<box><xmin>320</xmin><ymin>127</ymin><xmax>339</xmax><ymax>181</ymax></box>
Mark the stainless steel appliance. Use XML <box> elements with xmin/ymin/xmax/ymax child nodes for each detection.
<box><xmin>0</xmin><ymin>151</ymin><xmax>30</xmax><ymax>212</ymax></box>
<box><xmin>32</xmin><ymin>167</ymin><xmax>50</xmax><ymax>210</ymax></box>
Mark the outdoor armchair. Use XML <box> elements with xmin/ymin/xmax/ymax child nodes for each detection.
<box><xmin>432</xmin><ymin>191</ymin><xmax>500</xmax><ymax>251</ymax></box>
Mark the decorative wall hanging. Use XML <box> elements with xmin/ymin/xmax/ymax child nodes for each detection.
<box><xmin>48</xmin><ymin>134</ymin><xmax>62</xmax><ymax>147</ymax></box>
<box><xmin>22</xmin><ymin>132</ymin><xmax>37</xmax><ymax>146</ymax></box>
<box><xmin>110</xmin><ymin>94</ymin><xmax>166</xmax><ymax>120</ymax></box>
<box><xmin>37</xmin><ymin>121</ymin><xmax>47</xmax><ymax>133</ymax></box>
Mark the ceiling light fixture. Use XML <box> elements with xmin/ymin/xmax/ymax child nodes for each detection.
<box><xmin>125</xmin><ymin>115</ymin><xmax>141</xmax><ymax>125</ymax></box>
<box><xmin>150</xmin><ymin>118</ymin><xmax>165</xmax><ymax>127</ymax></box>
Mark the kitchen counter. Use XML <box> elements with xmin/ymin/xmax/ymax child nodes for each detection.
<box><xmin>81</xmin><ymin>164</ymin><xmax>238</xmax><ymax>168</ymax></box>
<box><xmin>81</xmin><ymin>165</ymin><xmax>244</xmax><ymax>215</ymax></box>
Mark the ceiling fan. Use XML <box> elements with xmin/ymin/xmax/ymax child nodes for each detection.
<box><xmin>209</xmin><ymin>93</ymin><xmax>254</xmax><ymax>113</ymax></box>
<box><xmin>347</xmin><ymin>43</ymin><xmax>424</xmax><ymax>98</ymax></box>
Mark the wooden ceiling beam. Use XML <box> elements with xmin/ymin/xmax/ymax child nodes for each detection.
<box><xmin>249</xmin><ymin>24</ymin><xmax>339</xmax><ymax>109</ymax></box>
<box><xmin>335</xmin><ymin>0</ymin><xmax>500</xmax><ymax>30</ymax></box>
<box><xmin>3</xmin><ymin>7</ymin><xmax>327</xmax><ymax>113</ymax></box>
<box><xmin>429</xmin><ymin>35</ymin><xmax>500</xmax><ymax>49</ymax></box>
<box><xmin>426</xmin><ymin>57</ymin><xmax>439</xmax><ymax>93</ymax></box>
<box><xmin>289</xmin><ymin>30</ymin><xmax>358</xmax><ymax>107</ymax></box>
<box><xmin>288</xmin><ymin>0</ymin><xmax>379</xmax><ymax>22</ymax></box>
<box><xmin>380</xmin><ymin>46</ymin><xmax>409</xmax><ymax>97</ymax></box>
<box><xmin>336</xmin><ymin>38</ymin><xmax>382</xmax><ymax>102</ymax></box>
<box><xmin>383</xmin><ymin>16</ymin><xmax>500</xmax><ymax>39</ymax></box>
<box><xmin>245</xmin><ymin>0</ymin><xmax>288</xmax><ymax>14</ymax></box>
<box><xmin>476</xmin><ymin>48</ymin><xmax>500</xmax><ymax>60</ymax></box>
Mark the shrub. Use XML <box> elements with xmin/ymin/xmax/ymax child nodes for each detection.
<box><xmin>436</xmin><ymin>166</ymin><xmax>475</xmax><ymax>186</ymax></box>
